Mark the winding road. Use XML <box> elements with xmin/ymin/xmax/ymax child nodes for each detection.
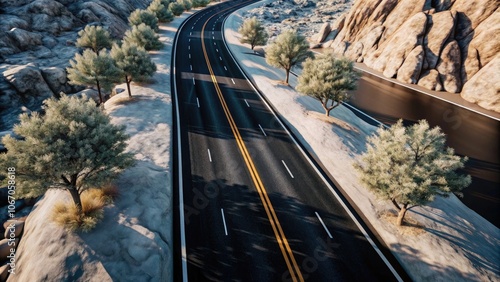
<box><xmin>172</xmin><ymin>1</ymin><xmax>409</xmax><ymax>281</ymax></box>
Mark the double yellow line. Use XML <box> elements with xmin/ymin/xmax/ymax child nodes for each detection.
<box><xmin>198</xmin><ymin>11</ymin><xmax>304</xmax><ymax>282</ymax></box>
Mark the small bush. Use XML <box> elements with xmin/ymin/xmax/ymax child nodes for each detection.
<box><xmin>100</xmin><ymin>183</ymin><xmax>120</xmax><ymax>203</ymax></box>
<box><xmin>179</xmin><ymin>0</ymin><xmax>192</xmax><ymax>11</ymax></box>
<box><xmin>129</xmin><ymin>9</ymin><xmax>159</xmax><ymax>31</ymax></box>
<box><xmin>52</xmin><ymin>189</ymin><xmax>106</xmax><ymax>232</ymax></box>
<box><xmin>123</xmin><ymin>23</ymin><xmax>163</xmax><ymax>51</ymax></box>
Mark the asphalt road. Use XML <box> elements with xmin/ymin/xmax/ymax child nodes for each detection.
<box><xmin>172</xmin><ymin>1</ymin><xmax>409</xmax><ymax>281</ymax></box>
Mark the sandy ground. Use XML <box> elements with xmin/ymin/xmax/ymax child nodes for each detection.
<box><xmin>223</xmin><ymin>1</ymin><xmax>500</xmax><ymax>281</ymax></box>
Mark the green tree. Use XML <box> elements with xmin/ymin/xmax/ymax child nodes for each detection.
<box><xmin>168</xmin><ymin>2</ymin><xmax>184</xmax><ymax>16</ymax></box>
<box><xmin>192</xmin><ymin>0</ymin><xmax>210</xmax><ymax>7</ymax></box>
<box><xmin>128</xmin><ymin>9</ymin><xmax>159</xmax><ymax>31</ymax></box>
<box><xmin>354</xmin><ymin>120</ymin><xmax>471</xmax><ymax>226</ymax></box>
<box><xmin>266</xmin><ymin>30</ymin><xmax>311</xmax><ymax>85</ymax></box>
<box><xmin>111</xmin><ymin>42</ymin><xmax>157</xmax><ymax>97</ymax></box>
<box><xmin>66</xmin><ymin>49</ymin><xmax>121</xmax><ymax>103</ymax></box>
<box><xmin>179</xmin><ymin>0</ymin><xmax>192</xmax><ymax>11</ymax></box>
<box><xmin>123</xmin><ymin>23</ymin><xmax>163</xmax><ymax>51</ymax></box>
<box><xmin>0</xmin><ymin>94</ymin><xmax>134</xmax><ymax>215</ymax></box>
<box><xmin>148</xmin><ymin>0</ymin><xmax>174</xmax><ymax>23</ymax></box>
<box><xmin>297</xmin><ymin>55</ymin><xmax>359</xmax><ymax>116</ymax></box>
<box><xmin>238</xmin><ymin>17</ymin><xmax>268</xmax><ymax>50</ymax></box>
<box><xmin>76</xmin><ymin>25</ymin><xmax>112</xmax><ymax>53</ymax></box>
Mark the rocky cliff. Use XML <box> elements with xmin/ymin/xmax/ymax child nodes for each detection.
<box><xmin>0</xmin><ymin>0</ymin><xmax>152</xmax><ymax>133</ymax></box>
<box><xmin>318</xmin><ymin>0</ymin><xmax>499</xmax><ymax>112</ymax></box>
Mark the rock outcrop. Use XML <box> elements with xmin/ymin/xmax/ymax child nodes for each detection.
<box><xmin>0</xmin><ymin>0</ymin><xmax>152</xmax><ymax>132</ymax></box>
<box><xmin>313</xmin><ymin>0</ymin><xmax>500</xmax><ymax>112</ymax></box>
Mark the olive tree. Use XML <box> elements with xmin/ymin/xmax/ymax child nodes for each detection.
<box><xmin>297</xmin><ymin>55</ymin><xmax>359</xmax><ymax>116</ymax></box>
<box><xmin>238</xmin><ymin>17</ymin><xmax>268</xmax><ymax>50</ymax></box>
<box><xmin>128</xmin><ymin>9</ymin><xmax>159</xmax><ymax>31</ymax></box>
<box><xmin>76</xmin><ymin>25</ymin><xmax>112</xmax><ymax>53</ymax></box>
<box><xmin>0</xmin><ymin>95</ymin><xmax>134</xmax><ymax>215</ymax></box>
<box><xmin>123</xmin><ymin>23</ymin><xmax>163</xmax><ymax>51</ymax></box>
<box><xmin>148</xmin><ymin>0</ymin><xmax>174</xmax><ymax>23</ymax></box>
<box><xmin>354</xmin><ymin>120</ymin><xmax>471</xmax><ymax>226</ymax></box>
<box><xmin>67</xmin><ymin>49</ymin><xmax>121</xmax><ymax>104</ymax></box>
<box><xmin>111</xmin><ymin>42</ymin><xmax>157</xmax><ymax>97</ymax></box>
<box><xmin>266</xmin><ymin>29</ymin><xmax>311</xmax><ymax>85</ymax></box>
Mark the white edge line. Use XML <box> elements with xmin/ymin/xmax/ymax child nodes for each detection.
<box><xmin>258</xmin><ymin>124</ymin><xmax>267</xmax><ymax>137</ymax></box>
<box><xmin>208</xmin><ymin>149</ymin><xmax>212</xmax><ymax>162</ymax></box>
<box><xmin>221</xmin><ymin>208</ymin><xmax>228</xmax><ymax>236</ymax></box>
<box><xmin>221</xmin><ymin>13</ymin><xmax>403</xmax><ymax>282</ymax></box>
<box><xmin>244</xmin><ymin>99</ymin><xmax>250</xmax><ymax>107</ymax></box>
<box><xmin>315</xmin><ymin>212</ymin><xmax>333</xmax><ymax>239</ymax></box>
<box><xmin>196</xmin><ymin>97</ymin><xmax>200</xmax><ymax>108</ymax></box>
<box><xmin>281</xmin><ymin>160</ymin><xmax>294</xmax><ymax>178</ymax></box>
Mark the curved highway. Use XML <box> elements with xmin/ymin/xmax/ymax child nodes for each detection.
<box><xmin>172</xmin><ymin>1</ymin><xmax>409</xmax><ymax>281</ymax></box>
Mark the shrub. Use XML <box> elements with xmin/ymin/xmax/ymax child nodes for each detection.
<box><xmin>128</xmin><ymin>9</ymin><xmax>159</xmax><ymax>31</ymax></box>
<box><xmin>168</xmin><ymin>2</ymin><xmax>184</xmax><ymax>16</ymax></box>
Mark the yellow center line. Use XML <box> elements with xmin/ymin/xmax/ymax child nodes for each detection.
<box><xmin>197</xmin><ymin>6</ymin><xmax>304</xmax><ymax>282</ymax></box>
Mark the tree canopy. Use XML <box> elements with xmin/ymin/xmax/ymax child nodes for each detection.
<box><xmin>265</xmin><ymin>29</ymin><xmax>311</xmax><ymax>84</ymax></box>
<box><xmin>168</xmin><ymin>2</ymin><xmax>184</xmax><ymax>16</ymax></box>
<box><xmin>354</xmin><ymin>120</ymin><xmax>471</xmax><ymax>225</ymax></box>
<box><xmin>76</xmin><ymin>25</ymin><xmax>112</xmax><ymax>53</ymax></box>
<box><xmin>297</xmin><ymin>55</ymin><xmax>359</xmax><ymax>116</ymax></box>
<box><xmin>123</xmin><ymin>23</ymin><xmax>163</xmax><ymax>51</ymax></box>
<box><xmin>66</xmin><ymin>49</ymin><xmax>121</xmax><ymax>103</ymax></box>
<box><xmin>128</xmin><ymin>9</ymin><xmax>159</xmax><ymax>31</ymax></box>
<box><xmin>238</xmin><ymin>17</ymin><xmax>268</xmax><ymax>50</ymax></box>
<box><xmin>148</xmin><ymin>0</ymin><xmax>174</xmax><ymax>23</ymax></box>
<box><xmin>0</xmin><ymin>95</ymin><xmax>134</xmax><ymax>214</ymax></box>
<box><xmin>111</xmin><ymin>42</ymin><xmax>157</xmax><ymax>97</ymax></box>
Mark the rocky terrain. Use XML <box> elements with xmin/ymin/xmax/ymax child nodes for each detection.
<box><xmin>245</xmin><ymin>0</ymin><xmax>500</xmax><ymax>113</ymax></box>
<box><xmin>0</xmin><ymin>0</ymin><xmax>153</xmax><ymax>135</ymax></box>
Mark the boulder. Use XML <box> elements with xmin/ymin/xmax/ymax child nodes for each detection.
<box><xmin>461</xmin><ymin>55</ymin><xmax>500</xmax><ymax>113</ymax></box>
<box><xmin>41</xmin><ymin>67</ymin><xmax>68</xmax><ymax>94</ymax></box>
<box><xmin>369</xmin><ymin>12</ymin><xmax>428</xmax><ymax>78</ymax></box>
<box><xmin>379</xmin><ymin>0</ymin><xmax>430</xmax><ymax>43</ymax></box>
<box><xmin>423</xmin><ymin>11</ymin><xmax>455</xmax><ymax>70</ymax></box>
<box><xmin>315</xmin><ymin>22</ymin><xmax>331</xmax><ymax>43</ymax></box>
<box><xmin>7</xmin><ymin>28</ymin><xmax>43</xmax><ymax>51</ymax></box>
<box><xmin>0</xmin><ymin>15</ymin><xmax>29</xmax><ymax>32</ymax></box>
<box><xmin>3</xmin><ymin>220</ymin><xmax>24</xmax><ymax>239</ymax></box>
<box><xmin>2</xmin><ymin>64</ymin><xmax>54</xmax><ymax>98</ymax></box>
<box><xmin>437</xmin><ymin>40</ymin><xmax>462</xmax><ymax>93</ymax></box>
<box><xmin>0</xmin><ymin>238</ymin><xmax>19</xmax><ymax>260</ymax></box>
<box><xmin>418</xmin><ymin>69</ymin><xmax>443</xmax><ymax>91</ymax></box>
<box><xmin>345</xmin><ymin>41</ymin><xmax>364</xmax><ymax>62</ymax></box>
<box><xmin>462</xmin><ymin>9</ymin><xmax>500</xmax><ymax>82</ymax></box>
<box><xmin>397</xmin><ymin>45</ymin><xmax>424</xmax><ymax>84</ymax></box>
<box><xmin>451</xmin><ymin>0</ymin><xmax>498</xmax><ymax>40</ymax></box>
<box><xmin>0</xmin><ymin>263</ymin><xmax>9</xmax><ymax>281</ymax></box>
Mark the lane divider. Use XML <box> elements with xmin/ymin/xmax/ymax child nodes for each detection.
<box><xmin>200</xmin><ymin>9</ymin><xmax>304</xmax><ymax>282</ymax></box>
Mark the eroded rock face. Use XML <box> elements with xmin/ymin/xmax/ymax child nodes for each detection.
<box><xmin>2</xmin><ymin>64</ymin><xmax>53</xmax><ymax>98</ymax></box>
<box><xmin>437</xmin><ymin>40</ymin><xmax>462</xmax><ymax>93</ymax></box>
<box><xmin>321</xmin><ymin>0</ymin><xmax>499</xmax><ymax>112</ymax></box>
<box><xmin>461</xmin><ymin>56</ymin><xmax>500</xmax><ymax>112</ymax></box>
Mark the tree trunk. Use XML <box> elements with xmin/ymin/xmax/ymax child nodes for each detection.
<box><xmin>396</xmin><ymin>204</ymin><xmax>408</xmax><ymax>226</ymax></box>
<box><xmin>126</xmin><ymin>75</ymin><xmax>132</xmax><ymax>97</ymax></box>
<box><xmin>96</xmin><ymin>79</ymin><xmax>103</xmax><ymax>104</ymax></box>
<box><xmin>68</xmin><ymin>187</ymin><xmax>83</xmax><ymax>214</ymax></box>
<box><xmin>285</xmin><ymin>69</ymin><xmax>290</xmax><ymax>85</ymax></box>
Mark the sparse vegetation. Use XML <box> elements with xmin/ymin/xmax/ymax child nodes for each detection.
<box><xmin>123</xmin><ymin>23</ymin><xmax>163</xmax><ymax>51</ymax></box>
<box><xmin>76</xmin><ymin>25</ymin><xmax>113</xmax><ymax>53</ymax></box>
<box><xmin>354</xmin><ymin>120</ymin><xmax>471</xmax><ymax>226</ymax></box>
<box><xmin>0</xmin><ymin>95</ymin><xmax>134</xmax><ymax>219</ymax></box>
<box><xmin>111</xmin><ymin>42</ymin><xmax>157</xmax><ymax>97</ymax></box>
<box><xmin>265</xmin><ymin>29</ymin><xmax>311</xmax><ymax>85</ymax></box>
<box><xmin>297</xmin><ymin>54</ymin><xmax>359</xmax><ymax>116</ymax></box>
<box><xmin>128</xmin><ymin>9</ymin><xmax>159</xmax><ymax>31</ymax></box>
<box><xmin>238</xmin><ymin>17</ymin><xmax>268</xmax><ymax>50</ymax></box>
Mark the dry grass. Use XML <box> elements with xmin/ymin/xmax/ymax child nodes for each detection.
<box><xmin>52</xmin><ymin>188</ymin><xmax>107</xmax><ymax>232</ymax></box>
<box><xmin>379</xmin><ymin>209</ymin><xmax>426</xmax><ymax>236</ymax></box>
<box><xmin>307</xmin><ymin>111</ymin><xmax>360</xmax><ymax>133</ymax></box>
<box><xmin>100</xmin><ymin>183</ymin><xmax>120</xmax><ymax>203</ymax></box>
